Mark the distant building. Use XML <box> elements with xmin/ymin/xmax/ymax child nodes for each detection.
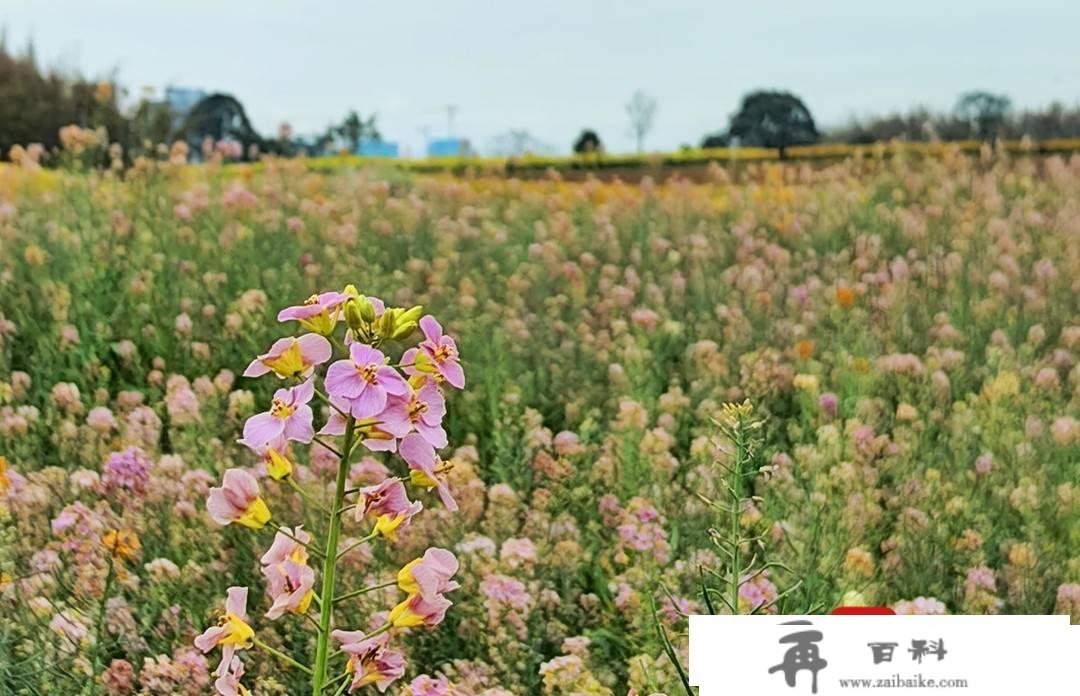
<box><xmin>164</xmin><ymin>86</ymin><xmax>208</xmax><ymax>129</ymax></box>
<box><xmin>356</xmin><ymin>140</ymin><xmax>399</xmax><ymax>157</ymax></box>
<box><xmin>426</xmin><ymin>138</ymin><xmax>473</xmax><ymax>157</ymax></box>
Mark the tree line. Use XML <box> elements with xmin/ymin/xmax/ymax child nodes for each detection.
<box><xmin>4</xmin><ymin>41</ymin><xmax>1080</xmax><ymax>164</ymax></box>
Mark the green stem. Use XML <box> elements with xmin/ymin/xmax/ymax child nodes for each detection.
<box><xmin>255</xmin><ymin>638</ymin><xmax>313</xmax><ymax>675</ymax></box>
<box><xmin>288</xmin><ymin>477</ymin><xmax>333</xmax><ymax>515</ymax></box>
<box><xmin>311</xmin><ymin>415</ymin><xmax>356</xmax><ymax>693</ymax></box>
<box><xmin>334</xmin><ymin>580</ymin><xmax>396</xmax><ymax>605</ymax></box>
<box><xmin>336</xmin><ymin>532</ymin><xmax>377</xmax><ymax>561</ymax></box>
<box><xmin>730</xmin><ymin>426</ymin><xmax>745</xmax><ymax>616</ymax></box>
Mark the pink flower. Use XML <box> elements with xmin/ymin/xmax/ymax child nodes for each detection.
<box><xmin>264</xmin><ymin>559</ymin><xmax>315</xmax><ymax>619</ymax></box>
<box><xmin>317</xmin><ymin>396</ymin><xmax>399</xmax><ymax>453</ymax></box>
<box><xmin>213</xmin><ymin>656</ymin><xmax>248</xmax><ymax>696</ymax></box>
<box><xmin>380</xmin><ymin>380</ymin><xmax>447</xmax><ymax>448</ymax></box>
<box><xmin>389</xmin><ymin>592</ymin><xmax>452</xmax><ymax>628</ymax></box>
<box><xmin>409</xmin><ymin>674</ymin><xmax>453</xmax><ymax>696</ymax></box>
<box><xmin>206</xmin><ymin>469</ymin><xmax>271</xmax><ymax>529</ymax></box>
<box><xmin>355</xmin><ymin>478</ymin><xmax>423</xmax><ymax>539</ymax></box>
<box><xmin>277</xmin><ymin>291</ymin><xmax>349</xmax><ymax>335</ymax></box>
<box><xmin>260</xmin><ymin>526</ymin><xmax>315</xmax><ymax>619</ymax></box>
<box><xmin>243</xmin><ymin>334</ymin><xmax>331</xmax><ymax>379</ymax></box>
<box><xmin>325</xmin><ymin>344</ymin><xmax>409</xmax><ymax>418</ymax></box>
<box><xmin>240</xmin><ymin>379</ymin><xmax>315</xmax><ymax>449</ymax></box>
<box><xmin>399</xmin><ymin>434</ymin><xmax>457</xmax><ymax>512</ymax></box>
<box><xmin>194</xmin><ymin>587</ymin><xmax>254</xmax><ymax>677</ymax></box>
<box><xmin>260</xmin><ymin>525</ymin><xmax>311</xmax><ymax>566</ymax></box>
<box><xmin>404</xmin><ymin>316</ymin><xmax>464</xmax><ymax>389</ymax></box>
<box><xmin>397</xmin><ymin>548</ymin><xmax>460</xmax><ymax>599</ymax></box>
<box><xmin>330</xmin><ymin>630</ymin><xmax>406</xmax><ymax>693</ymax></box>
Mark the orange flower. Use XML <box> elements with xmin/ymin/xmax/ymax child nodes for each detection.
<box><xmin>835</xmin><ymin>286</ymin><xmax>856</xmax><ymax>309</ymax></box>
<box><xmin>794</xmin><ymin>340</ymin><xmax>815</xmax><ymax>360</ymax></box>
<box><xmin>102</xmin><ymin>529</ymin><xmax>141</xmax><ymax>562</ymax></box>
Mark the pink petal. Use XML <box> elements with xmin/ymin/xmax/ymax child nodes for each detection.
<box><xmin>325</xmin><ymin>360</ymin><xmax>365</xmax><ymax>399</ymax></box>
<box><xmin>439</xmin><ymin>360</ymin><xmax>465</xmax><ymax>389</ymax></box>
<box><xmin>194</xmin><ymin>625</ymin><xmax>227</xmax><ymax>652</ymax></box>
<box><xmin>297</xmin><ymin>333</ymin><xmax>332</xmax><ymax>365</ymax></box>
<box><xmin>243</xmin><ymin>359</ymin><xmax>269</xmax><ymax>378</ymax></box>
<box><xmin>419</xmin><ymin>315</ymin><xmax>442</xmax><ymax>343</ymax></box>
<box><xmin>243</xmin><ymin>412</ymin><xmax>285</xmax><ymax>448</ymax></box>
<box><xmin>283</xmin><ymin>406</ymin><xmax>315</xmax><ymax>443</ymax></box>
<box><xmin>225</xmin><ymin>586</ymin><xmax>249</xmax><ymax>619</ymax></box>
<box><xmin>399</xmin><ymin>433</ymin><xmax>436</xmax><ymax>472</ymax></box>
<box><xmin>349</xmin><ymin>386</ymin><xmax>387</xmax><ymax>419</ymax></box>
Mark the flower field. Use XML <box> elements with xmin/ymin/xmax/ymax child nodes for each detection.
<box><xmin>0</xmin><ymin>151</ymin><xmax>1078</xmax><ymax>695</ymax></box>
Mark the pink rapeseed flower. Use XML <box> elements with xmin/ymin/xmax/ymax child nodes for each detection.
<box><xmin>404</xmin><ymin>316</ymin><xmax>464</xmax><ymax>389</ymax></box>
<box><xmin>243</xmin><ymin>334</ymin><xmax>331</xmax><ymax>379</ymax></box>
<box><xmin>240</xmin><ymin>379</ymin><xmax>315</xmax><ymax>449</ymax></box>
<box><xmin>397</xmin><ymin>547</ymin><xmax>460</xmax><ymax>599</ymax></box>
<box><xmin>379</xmin><ymin>380</ymin><xmax>448</xmax><ymax>448</ymax></box>
<box><xmin>325</xmin><ymin>343</ymin><xmax>409</xmax><ymax>418</ymax></box>
<box><xmin>399</xmin><ymin>433</ymin><xmax>457</xmax><ymax>512</ymax></box>
<box><xmin>277</xmin><ymin>291</ymin><xmax>349</xmax><ymax>335</ymax></box>
<box><xmin>194</xmin><ymin>587</ymin><xmax>254</xmax><ymax>677</ymax></box>
<box><xmin>206</xmin><ymin>469</ymin><xmax>271</xmax><ymax>529</ymax></box>
<box><xmin>330</xmin><ymin>630</ymin><xmax>406</xmax><ymax>693</ymax></box>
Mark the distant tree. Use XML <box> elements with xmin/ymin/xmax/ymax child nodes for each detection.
<box><xmin>700</xmin><ymin>132</ymin><xmax>729</xmax><ymax>148</ymax></box>
<box><xmin>955</xmin><ymin>91</ymin><xmax>1011</xmax><ymax>140</ymax></box>
<box><xmin>178</xmin><ymin>93</ymin><xmax>263</xmax><ymax>159</ymax></box>
<box><xmin>573</xmin><ymin>129</ymin><xmax>603</xmax><ymax>154</ymax></box>
<box><xmin>625</xmin><ymin>90</ymin><xmax>658</xmax><ymax>153</ymax></box>
<box><xmin>727</xmin><ymin>90</ymin><xmax>818</xmax><ymax>158</ymax></box>
<box><xmin>337</xmin><ymin>110</ymin><xmax>380</xmax><ymax>153</ymax></box>
<box><xmin>127</xmin><ymin>96</ymin><xmax>174</xmax><ymax>154</ymax></box>
<box><xmin>0</xmin><ymin>40</ymin><xmax>127</xmax><ymax>161</ymax></box>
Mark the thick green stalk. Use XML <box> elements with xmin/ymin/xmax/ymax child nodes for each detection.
<box><xmin>311</xmin><ymin>416</ymin><xmax>355</xmax><ymax>693</ymax></box>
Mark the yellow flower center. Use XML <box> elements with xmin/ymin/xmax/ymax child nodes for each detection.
<box><xmin>218</xmin><ymin>613</ymin><xmax>255</xmax><ymax>646</ymax></box>
<box><xmin>265</xmin><ymin>448</ymin><xmax>293</xmax><ymax>481</ymax></box>
<box><xmin>263</xmin><ymin>341</ymin><xmax>307</xmax><ymax>377</ymax></box>
<box><xmin>356</xmin><ymin>363</ymin><xmax>379</xmax><ymax>384</ymax></box>
<box><xmin>235</xmin><ymin>497</ymin><xmax>271</xmax><ymax>529</ymax></box>
<box><xmin>270</xmin><ymin>398</ymin><xmax>295</xmax><ymax>419</ymax></box>
<box><xmin>407</xmin><ymin>397</ymin><xmax>428</xmax><ymax>422</ymax></box>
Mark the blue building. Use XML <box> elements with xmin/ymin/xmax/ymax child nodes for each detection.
<box><xmin>163</xmin><ymin>86</ymin><xmax>208</xmax><ymax>131</ymax></box>
<box><xmin>356</xmin><ymin>140</ymin><xmax>399</xmax><ymax>158</ymax></box>
<box><xmin>426</xmin><ymin>138</ymin><xmax>473</xmax><ymax>157</ymax></box>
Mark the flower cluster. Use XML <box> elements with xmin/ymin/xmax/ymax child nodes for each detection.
<box><xmin>195</xmin><ymin>288</ymin><xmax>465</xmax><ymax>694</ymax></box>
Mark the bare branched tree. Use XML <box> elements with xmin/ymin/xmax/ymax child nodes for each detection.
<box><xmin>626</xmin><ymin>90</ymin><xmax>658</xmax><ymax>153</ymax></box>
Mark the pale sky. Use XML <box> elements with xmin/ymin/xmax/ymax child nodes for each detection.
<box><xmin>4</xmin><ymin>0</ymin><xmax>1079</xmax><ymax>155</ymax></box>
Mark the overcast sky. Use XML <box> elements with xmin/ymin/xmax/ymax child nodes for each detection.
<box><xmin>5</xmin><ymin>0</ymin><xmax>1079</xmax><ymax>155</ymax></box>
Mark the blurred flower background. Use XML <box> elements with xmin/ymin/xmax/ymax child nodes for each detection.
<box><xmin>0</xmin><ymin>142</ymin><xmax>1078</xmax><ymax>694</ymax></box>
